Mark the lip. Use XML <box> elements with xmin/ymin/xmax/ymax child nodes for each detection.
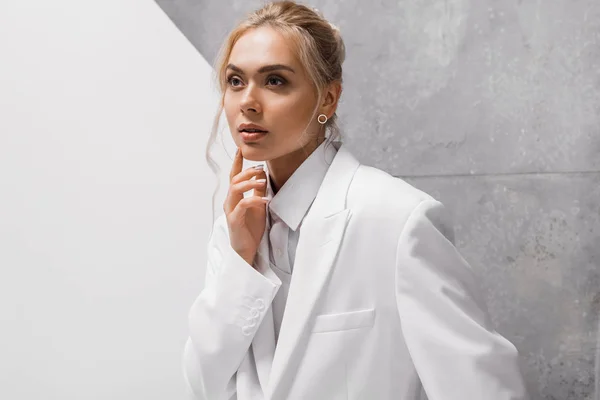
<box><xmin>238</xmin><ymin>123</ymin><xmax>268</xmax><ymax>132</ymax></box>
<box><xmin>238</xmin><ymin>123</ymin><xmax>269</xmax><ymax>143</ymax></box>
<box><xmin>240</xmin><ymin>130</ymin><xmax>268</xmax><ymax>143</ymax></box>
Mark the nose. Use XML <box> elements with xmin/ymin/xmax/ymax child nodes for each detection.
<box><xmin>239</xmin><ymin>84</ymin><xmax>262</xmax><ymax>114</ymax></box>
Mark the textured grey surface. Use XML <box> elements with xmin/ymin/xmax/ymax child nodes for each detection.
<box><xmin>155</xmin><ymin>0</ymin><xmax>600</xmax><ymax>398</ymax></box>
<box><xmin>407</xmin><ymin>173</ymin><xmax>600</xmax><ymax>399</ymax></box>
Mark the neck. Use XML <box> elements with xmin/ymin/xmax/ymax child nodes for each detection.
<box><xmin>267</xmin><ymin>136</ymin><xmax>325</xmax><ymax>194</ymax></box>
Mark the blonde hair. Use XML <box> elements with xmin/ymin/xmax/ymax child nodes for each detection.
<box><xmin>206</xmin><ymin>0</ymin><xmax>346</xmax><ymax>226</ymax></box>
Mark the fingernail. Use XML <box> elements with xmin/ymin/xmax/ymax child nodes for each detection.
<box><xmin>236</xmin><ymin>148</ymin><xmax>240</xmax><ymax>155</ymax></box>
<box><xmin>253</xmin><ymin>164</ymin><xmax>264</xmax><ymax>169</ymax></box>
<box><xmin>256</xmin><ymin>179</ymin><xmax>266</xmax><ymax>183</ymax></box>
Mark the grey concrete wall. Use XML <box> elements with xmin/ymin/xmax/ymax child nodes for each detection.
<box><xmin>155</xmin><ymin>0</ymin><xmax>600</xmax><ymax>398</ymax></box>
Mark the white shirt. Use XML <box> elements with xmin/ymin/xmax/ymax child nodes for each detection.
<box><xmin>264</xmin><ymin>140</ymin><xmax>338</xmax><ymax>343</ymax></box>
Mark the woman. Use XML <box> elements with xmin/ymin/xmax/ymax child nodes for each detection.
<box><xmin>183</xmin><ymin>1</ymin><xmax>529</xmax><ymax>399</ymax></box>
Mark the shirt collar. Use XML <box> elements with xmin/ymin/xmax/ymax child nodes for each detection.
<box><xmin>266</xmin><ymin>140</ymin><xmax>338</xmax><ymax>232</ymax></box>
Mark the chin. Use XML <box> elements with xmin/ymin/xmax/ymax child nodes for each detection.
<box><xmin>239</xmin><ymin>143</ymin><xmax>270</xmax><ymax>161</ymax></box>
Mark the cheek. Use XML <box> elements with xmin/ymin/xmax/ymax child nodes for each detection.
<box><xmin>222</xmin><ymin>94</ymin><xmax>240</xmax><ymax>144</ymax></box>
<box><xmin>271</xmin><ymin>92</ymin><xmax>317</xmax><ymax>128</ymax></box>
<box><xmin>223</xmin><ymin>94</ymin><xmax>240</xmax><ymax>131</ymax></box>
<box><xmin>223</xmin><ymin>93</ymin><xmax>235</xmax><ymax>116</ymax></box>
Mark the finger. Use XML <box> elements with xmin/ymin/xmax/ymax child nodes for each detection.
<box><xmin>253</xmin><ymin>169</ymin><xmax>268</xmax><ymax>198</ymax></box>
<box><xmin>229</xmin><ymin>196</ymin><xmax>269</xmax><ymax>222</ymax></box>
<box><xmin>224</xmin><ymin>177</ymin><xmax>267</xmax><ymax>214</ymax></box>
<box><xmin>229</xmin><ymin>147</ymin><xmax>243</xmax><ymax>183</ymax></box>
<box><xmin>231</xmin><ymin>165</ymin><xmax>265</xmax><ymax>185</ymax></box>
<box><xmin>231</xmin><ymin>179</ymin><xmax>267</xmax><ymax>199</ymax></box>
<box><xmin>227</xmin><ymin>148</ymin><xmax>245</xmax><ymax>211</ymax></box>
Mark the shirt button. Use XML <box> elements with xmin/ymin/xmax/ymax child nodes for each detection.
<box><xmin>254</xmin><ymin>299</ymin><xmax>265</xmax><ymax>310</ymax></box>
<box><xmin>275</xmin><ymin>249</ymin><xmax>283</xmax><ymax>257</ymax></box>
<box><xmin>242</xmin><ymin>326</ymin><xmax>254</xmax><ymax>336</ymax></box>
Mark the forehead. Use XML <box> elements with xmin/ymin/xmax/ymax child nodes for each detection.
<box><xmin>229</xmin><ymin>26</ymin><xmax>300</xmax><ymax>70</ymax></box>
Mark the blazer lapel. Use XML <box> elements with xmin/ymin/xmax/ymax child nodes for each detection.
<box><xmin>266</xmin><ymin>143</ymin><xmax>360</xmax><ymax>399</ymax></box>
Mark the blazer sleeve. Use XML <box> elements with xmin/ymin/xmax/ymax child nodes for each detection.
<box><xmin>182</xmin><ymin>216</ymin><xmax>279</xmax><ymax>400</ymax></box>
<box><xmin>394</xmin><ymin>199</ymin><xmax>529</xmax><ymax>400</ymax></box>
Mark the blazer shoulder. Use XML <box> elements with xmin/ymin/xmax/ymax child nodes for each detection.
<box><xmin>347</xmin><ymin>164</ymin><xmax>456</xmax><ymax>245</ymax></box>
<box><xmin>348</xmin><ymin>164</ymin><xmax>437</xmax><ymax>214</ymax></box>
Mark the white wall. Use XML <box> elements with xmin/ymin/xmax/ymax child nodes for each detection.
<box><xmin>0</xmin><ymin>0</ymin><xmax>235</xmax><ymax>398</ymax></box>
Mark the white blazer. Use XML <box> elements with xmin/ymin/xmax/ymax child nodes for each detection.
<box><xmin>183</xmin><ymin>142</ymin><xmax>529</xmax><ymax>400</ymax></box>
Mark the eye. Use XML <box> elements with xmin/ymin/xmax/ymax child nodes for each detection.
<box><xmin>266</xmin><ymin>76</ymin><xmax>286</xmax><ymax>86</ymax></box>
<box><xmin>226</xmin><ymin>75</ymin><xmax>243</xmax><ymax>87</ymax></box>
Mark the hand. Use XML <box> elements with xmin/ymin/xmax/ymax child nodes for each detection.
<box><xmin>223</xmin><ymin>148</ymin><xmax>268</xmax><ymax>266</ymax></box>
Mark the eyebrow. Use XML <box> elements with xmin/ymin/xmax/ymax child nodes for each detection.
<box><xmin>226</xmin><ymin>63</ymin><xmax>296</xmax><ymax>74</ymax></box>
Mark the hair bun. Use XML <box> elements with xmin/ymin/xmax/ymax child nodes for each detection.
<box><xmin>328</xmin><ymin>21</ymin><xmax>340</xmax><ymax>34</ymax></box>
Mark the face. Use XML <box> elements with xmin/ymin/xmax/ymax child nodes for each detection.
<box><xmin>223</xmin><ymin>26</ymin><xmax>324</xmax><ymax>162</ymax></box>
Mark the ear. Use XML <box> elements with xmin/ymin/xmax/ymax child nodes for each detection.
<box><xmin>319</xmin><ymin>80</ymin><xmax>342</xmax><ymax>118</ymax></box>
